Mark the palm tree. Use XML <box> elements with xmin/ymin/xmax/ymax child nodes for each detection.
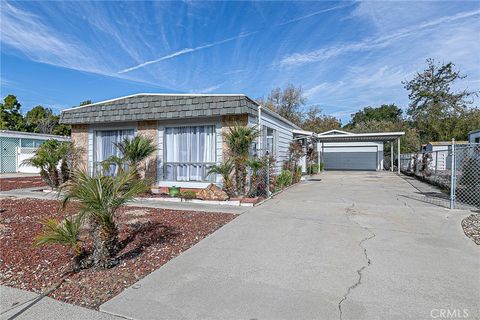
<box><xmin>207</xmin><ymin>160</ymin><xmax>234</xmax><ymax>196</ymax></box>
<box><xmin>247</xmin><ymin>157</ymin><xmax>266</xmax><ymax>197</ymax></box>
<box><xmin>60</xmin><ymin>168</ymin><xmax>149</xmax><ymax>268</ymax></box>
<box><xmin>116</xmin><ymin>135</ymin><xmax>157</xmax><ymax>167</ymax></box>
<box><xmin>34</xmin><ymin>215</ymin><xmax>84</xmax><ymax>268</ymax></box>
<box><xmin>23</xmin><ymin>139</ymin><xmax>76</xmax><ymax>188</ymax></box>
<box><xmin>224</xmin><ymin>124</ymin><xmax>259</xmax><ymax>195</ymax></box>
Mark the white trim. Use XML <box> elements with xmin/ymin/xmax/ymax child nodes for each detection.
<box><xmin>293</xmin><ymin>129</ymin><xmax>318</xmax><ymax>137</ymax></box>
<box><xmin>0</xmin><ymin>130</ymin><xmax>70</xmax><ymax>141</ymax></box>
<box><xmin>318</xmin><ymin>131</ymin><xmax>405</xmax><ymax>139</ymax></box>
<box><xmin>317</xmin><ymin>129</ymin><xmax>352</xmax><ymax>136</ymax></box>
<box><xmin>157</xmin><ymin>181</ymin><xmax>212</xmax><ymax>189</ymax></box>
<box><xmin>62</xmin><ymin>93</ymin><xmax>248</xmax><ymax>111</ymax></box>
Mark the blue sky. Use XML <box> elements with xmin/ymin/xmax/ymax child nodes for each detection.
<box><xmin>1</xmin><ymin>1</ymin><xmax>479</xmax><ymax>123</ymax></box>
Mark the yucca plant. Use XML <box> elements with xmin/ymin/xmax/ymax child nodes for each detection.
<box><xmin>207</xmin><ymin>160</ymin><xmax>234</xmax><ymax>196</ymax></box>
<box><xmin>61</xmin><ymin>168</ymin><xmax>149</xmax><ymax>268</ymax></box>
<box><xmin>34</xmin><ymin>215</ymin><xmax>84</xmax><ymax>268</ymax></box>
<box><xmin>224</xmin><ymin>124</ymin><xmax>259</xmax><ymax>195</ymax></box>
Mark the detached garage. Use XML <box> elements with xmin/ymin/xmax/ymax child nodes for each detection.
<box><xmin>317</xmin><ymin>130</ymin><xmax>405</xmax><ymax>172</ymax></box>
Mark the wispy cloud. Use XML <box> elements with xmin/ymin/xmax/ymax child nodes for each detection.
<box><xmin>280</xmin><ymin>9</ymin><xmax>480</xmax><ymax>67</ymax></box>
<box><xmin>118</xmin><ymin>3</ymin><xmax>353</xmax><ymax>74</ymax></box>
<box><xmin>118</xmin><ymin>31</ymin><xmax>258</xmax><ymax>74</ymax></box>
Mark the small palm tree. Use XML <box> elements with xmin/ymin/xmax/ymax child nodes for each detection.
<box><xmin>23</xmin><ymin>139</ymin><xmax>76</xmax><ymax>188</ymax></box>
<box><xmin>116</xmin><ymin>135</ymin><xmax>157</xmax><ymax>167</ymax></box>
<box><xmin>207</xmin><ymin>160</ymin><xmax>234</xmax><ymax>196</ymax></box>
<box><xmin>224</xmin><ymin>124</ymin><xmax>259</xmax><ymax>195</ymax></box>
<box><xmin>34</xmin><ymin>215</ymin><xmax>84</xmax><ymax>268</ymax></box>
<box><xmin>61</xmin><ymin>168</ymin><xmax>149</xmax><ymax>268</ymax></box>
<box><xmin>247</xmin><ymin>157</ymin><xmax>266</xmax><ymax>197</ymax></box>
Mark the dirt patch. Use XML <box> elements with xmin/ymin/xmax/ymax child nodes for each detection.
<box><xmin>0</xmin><ymin>198</ymin><xmax>236</xmax><ymax>309</ymax></box>
<box><xmin>0</xmin><ymin>176</ymin><xmax>47</xmax><ymax>191</ymax></box>
<box><xmin>462</xmin><ymin>213</ymin><xmax>480</xmax><ymax>245</ymax></box>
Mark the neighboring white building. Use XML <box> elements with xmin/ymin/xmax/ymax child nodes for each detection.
<box><xmin>0</xmin><ymin>130</ymin><xmax>70</xmax><ymax>173</ymax></box>
<box><xmin>468</xmin><ymin>129</ymin><xmax>480</xmax><ymax>143</ymax></box>
<box><xmin>316</xmin><ymin>130</ymin><xmax>404</xmax><ymax>171</ymax></box>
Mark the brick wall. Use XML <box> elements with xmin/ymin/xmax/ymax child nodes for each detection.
<box><xmin>221</xmin><ymin>114</ymin><xmax>248</xmax><ymax>160</ymax></box>
<box><xmin>70</xmin><ymin>124</ymin><xmax>88</xmax><ymax>171</ymax></box>
<box><xmin>137</xmin><ymin>120</ymin><xmax>158</xmax><ymax>184</ymax></box>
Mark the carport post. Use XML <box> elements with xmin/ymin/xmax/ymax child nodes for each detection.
<box><xmin>397</xmin><ymin>138</ymin><xmax>400</xmax><ymax>174</ymax></box>
<box><xmin>390</xmin><ymin>142</ymin><xmax>393</xmax><ymax>172</ymax></box>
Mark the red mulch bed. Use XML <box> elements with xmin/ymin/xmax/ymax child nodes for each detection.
<box><xmin>0</xmin><ymin>176</ymin><xmax>47</xmax><ymax>191</ymax></box>
<box><xmin>0</xmin><ymin>198</ymin><xmax>236</xmax><ymax>309</ymax></box>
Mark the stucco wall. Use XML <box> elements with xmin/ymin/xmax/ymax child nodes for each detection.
<box><xmin>71</xmin><ymin>124</ymin><xmax>89</xmax><ymax>171</ymax></box>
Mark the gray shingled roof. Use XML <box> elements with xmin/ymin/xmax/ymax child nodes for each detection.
<box><xmin>60</xmin><ymin>94</ymin><xmax>259</xmax><ymax>124</ymax></box>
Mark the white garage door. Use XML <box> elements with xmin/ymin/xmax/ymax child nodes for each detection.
<box><xmin>323</xmin><ymin>146</ymin><xmax>378</xmax><ymax>171</ymax></box>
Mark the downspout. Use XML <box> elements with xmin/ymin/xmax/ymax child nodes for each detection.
<box><xmin>257</xmin><ymin>105</ymin><xmax>262</xmax><ymax>153</ymax></box>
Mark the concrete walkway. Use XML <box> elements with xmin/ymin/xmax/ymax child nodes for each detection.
<box><xmin>0</xmin><ymin>188</ymin><xmax>248</xmax><ymax>215</ymax></box>
<box><xmin>100</xmin><ymin>172</ymin><xmax>480</xmax><ymax>320</ymax></box>
<box><xmin>0</xmin><ymin>286</ymin><xmax>120</xmax><ymax>320</ymax></box>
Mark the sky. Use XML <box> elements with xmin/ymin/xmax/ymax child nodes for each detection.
<box><xmin>1</xmin><ymin>1</ymin><xmax>479</xmax><ymax>124</ymax></box>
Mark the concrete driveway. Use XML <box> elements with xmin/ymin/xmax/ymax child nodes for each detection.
<box><xmin>101</xmin><ymin>172</ymin><xmax>480</xmax><ymax>320</ymax></box>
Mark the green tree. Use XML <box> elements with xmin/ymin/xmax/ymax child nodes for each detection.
<box><xmin>347</xmin><ymin>104</ymin><xmax>402</xmax><ymax>128</ymax></box>
<box><xmin>25</xmin><ymin>105</ymin><xmax>59</xmax><ymax>134</ymax></box>
<box><xmin>258</xmin><ymin>84</ymin><xmax>306</xmax><ymax>125</ymax></box>
<box><xmin>224</xmin><ymin>124</ymin><xmax>259</xmax><ymax>196</ymax></box>
<box><xmin>351</xmin><ymin>120</ymin><xmax>421</xmax><ymax>153</ymax></box>
<box><xmin>0</xmin><ymin>94</ymin><xmax>25</xmax><ymax>131</ymax></box>
<box><xmin>403</xmin><ymin>59</ymin><xmax>478</xmax><ymax>141</ymax></box>
<box><xmin>302</xmin><ymin>105</ymin><xmax>341</xmax><ymax>133</ymax></box>
<box><xmin>80</xmin><ymin>100</ymin><xmax>92</xmax><ymax>106</ymax></box>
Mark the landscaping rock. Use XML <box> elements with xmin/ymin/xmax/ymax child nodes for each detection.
<box><xmin>462</xmin><ymin>213</ymin><xmax>480</xmax><ymax>245</ymax></box>
<box><xmin>196</xmin><ymin>184</ymin><xmax>229</xmax><ymax>201</ymax></box>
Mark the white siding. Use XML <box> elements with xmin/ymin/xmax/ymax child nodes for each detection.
<box><xmin>255</xmin><ymin>109</ymin><xmax>297</xmax><ymax>173</ymax></box>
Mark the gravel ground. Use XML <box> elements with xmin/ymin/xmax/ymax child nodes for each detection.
<box><xmin>0</xmin><ymin>176</ymin><xmax>47</xmax><ymax>191</ymax></box>
<box><xmin>0</xmin><ymin>198</ymin><xmax>236</xmax><ymax>309</ymax></box>
<box><xmin>462</xmin><ymin>213</ymin><xmax>480</xmax><ymax>245</ymax></box>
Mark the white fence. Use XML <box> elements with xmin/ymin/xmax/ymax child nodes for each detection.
<box><xmin>16</xmin><ymin>147</ymin><xmax>39</xmax><ymax>173</ymax></box>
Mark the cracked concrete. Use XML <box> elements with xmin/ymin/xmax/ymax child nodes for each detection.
<box><xmin>100</xmin><ymin>171</ymin><xmax>479</xmax><ymax>320</ymax></box>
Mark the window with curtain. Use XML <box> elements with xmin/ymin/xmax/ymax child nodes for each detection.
<box><xmin>164</xmin><ymin>125</ymin><xmax>215</xmax><ymax>181</ymax></box>
<box><xmin>266</xmin><ymin>127</ymin><xmax>276</xmax><ymax>156</ymax></box>
<box><xmin>94</xmin><ymin>129</ymin><xmax>135</xmax><ymax>175</ymax></box>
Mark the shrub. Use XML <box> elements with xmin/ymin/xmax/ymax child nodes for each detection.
<box><xmin>307</xmin><ymin>163</ymin><xmax>319</xmax><ymax>174</ymax></box>
<box><xmin>320</xmin><ymin>162</ymin><xmax>325</xmax><ymax>171</ymax></box>
<box><xmin>277</xmin><ymin>170</ymin><xmax>292</xmax><ymax>189</ymax></box>
<box><xmin>292</xmin><ymin>166</ymin><xmax>302</xmax><ymax>183</ymax></box>
<box><xmin>181</xmin><ymin>190</ymin><xmax>197</xmax><ymax>199</ymax></box>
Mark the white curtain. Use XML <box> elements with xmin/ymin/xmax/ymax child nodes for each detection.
<box><xmin>95</xmin><ymin>129</ymin><xmax>134</xmax><ymax>174</ymax></box>
<box><xmin>165</xmin><ymin>126</ymin><xmax>215</xmax><ymax>181</ymax></box>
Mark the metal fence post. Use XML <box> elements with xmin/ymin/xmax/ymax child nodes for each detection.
<box><xmin>450</xmin><ymin>138</ymin><xmax>456</xmax><ymax>209</ymax></box>
<box><xmin>266</xmin><ymin>155</ymin><xmax>271</xmax><ymax>197</ymax></box>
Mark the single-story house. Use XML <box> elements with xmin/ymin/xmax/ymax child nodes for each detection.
<box><xmin>468</xmin><ymin>129</ymin><xmax>480</xmax><ymax>144</ymax></box>
<box><xmin>420</xmin><ymin>141</ymin><xmax>468</xmax><ymax>171</ymax></box>
<box><xmin>316</xmin><ymin>129</ymin><xmax>405</xmax><ymax>172</ymax></box>
<box><xmin>60</xmin><ymin>93</ymin><xmax>301</xmax><ymax>189</ymax></box>
<box><xmin>0</xmin><ymin>130</ymin><xmax>70</xmax><ymax>173</ymax></box>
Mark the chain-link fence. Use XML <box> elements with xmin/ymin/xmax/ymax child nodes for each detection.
<box><xmin>400</xmin><ymin>141</ymin><xmax>480</xmax><ymax>209</ymax></box>
<box><xmin>246</xmin><ymin>149</ymin><xmax>275</xmax><ymax>199</ymax></box>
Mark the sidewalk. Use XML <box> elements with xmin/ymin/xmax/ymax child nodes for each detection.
<box><xmin>0</xmin><ymin>286</ymin><xmax>120</xmax><ymax>320</ymax></box>
<box><xmin>0</xmin><ymin>187</ymin><xmax>248</xmax><ymax>215</ymax></box>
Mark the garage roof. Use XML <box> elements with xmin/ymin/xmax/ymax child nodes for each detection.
<box><xmin>317</xmin><ymin>130</ymin><xmax>405</xmax><ymax>142</ymax></box>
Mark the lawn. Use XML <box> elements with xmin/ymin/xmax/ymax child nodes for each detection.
<box><xmin>0</xmin><ymin>198</ymin><xmax>236</xmax><ymax>309</ymax></box>
<box><xmin>0</xmin><ymin>176</ymin><xmax>47</xmax><ymax>191</ymax></box>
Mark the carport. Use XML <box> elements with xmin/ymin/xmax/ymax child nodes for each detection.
<box><xmin>317</xmin><ymin>130</ymin><xmax>405</xmax><ymax>172</ymax></box>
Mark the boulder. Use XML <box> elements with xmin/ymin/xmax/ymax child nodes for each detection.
<box><xmin>197</xmin><ymin>184</ymin><xmax>229</xmax><ymax>201</ymax></box>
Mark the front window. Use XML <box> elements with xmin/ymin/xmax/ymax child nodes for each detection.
<box><xmin>94</xmin><ymin>129</ymin><xmax>135</xmax><ymax>175</ymax></box>
<box><xmin>164</xmin><ymin>125</ymin><xmax>215</xmax><ymax>181</ymax></box>
<box><xmin>266</xmin><ymin>127</ymin><xmax>275</xmax><ymax>156</ymax></box>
